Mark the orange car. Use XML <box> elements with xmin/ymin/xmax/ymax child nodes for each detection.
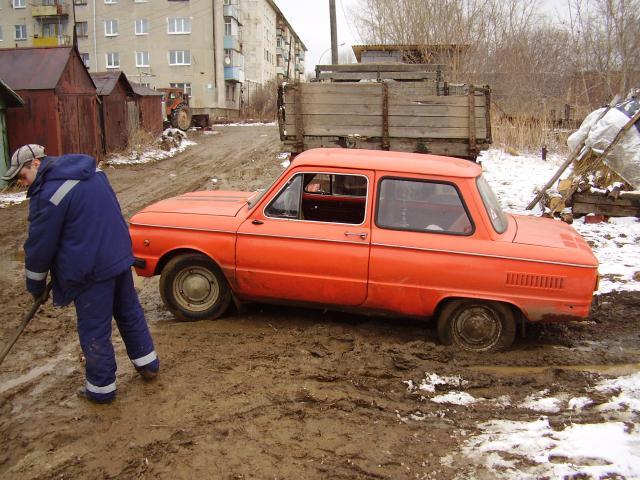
<box><xmin>130</xmin><ymin>149</ymin><xmax>599</xmax><ymax>352</ymax></box>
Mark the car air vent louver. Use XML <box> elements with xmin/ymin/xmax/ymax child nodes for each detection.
<box><xmin>506</xmin><ymin>272</ymin><xmax>565</xmax><ymax>290</ymax></box>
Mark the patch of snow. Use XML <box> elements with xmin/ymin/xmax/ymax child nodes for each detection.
<box><xmin>518</xmin><ymin>390</ymin><xmax>563</xmax><ymax>413</ymax></box>
<box><xmin>449</xmin><ymin>417</ymin><xmax>640</xmax><ymax>479</ymax></box>
<box><xmin>479</xmin><ymin>148</ymin><xmax>640</xmax><ymax>294</ymax></box>
<box><xmin>0</xmin><ymin>191</ymin><xmax>27</xmax><ymax>208</ymax></box>
<box><xmin>202</xmin><ymin>131</ymin><xmax>219</xmax><ymax>136</ymax></box>
<box><xmin>106</xmin><ymin>129</ymin><xmax>196</xmax><ymax>166</ymax></box>
<box><xmin>406</xmin><ymin>373</ymin><xmax>467</xmax><ymax>394</ymax></box>
<box><xmin>568</xmin><ymin>396</ymin><xmax>593</xmax><ymax>411</ymax></box>
<box><xmin>595</xmin><ymin>372</ymin><xmax>640</xmax><ymax>413</ymax></box>
<box><xmin>431</xmin><ymin>391</ymin><xmax>478</xmax><ymax>406</ymax></box>
<box><xmin>278</xmin><ymin>152</ymin><xmax>291</xmax><ymax>168</ymax></box>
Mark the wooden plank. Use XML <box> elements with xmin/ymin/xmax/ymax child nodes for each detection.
<box><xmin>572</xmin><ymin>201</ymin><xmax>640</xmax><ymax>217</ymax></box>
<box><xmin>285</xmin><ymin>115</ymin><xmax>487</xmax><ymax>129</ymax></box>
<box><xmin>315</xmin><ymin>63</ymin><xmax>445</xmax><ymax>73</ymax></box>
<box><xmin>282</xmin><ymin>103</ymin><xmax>487</xmax><ymax>118</ymax></box>
<box><xmin>318</xmin><ymin>72</ymin><xmax>439</xmax><ymax>81</ymax></box>
<box><xmin>283</xmin><ymin>137</ymin><xmax>487</xmax><ymax>158</ymax></box>
<box><xmin>573</xmin><ymin>192</ymin><xmax>640</xmax><ymax>207</ymax></box>
<box><xmin>468</xmin><ymin>86</ymin><xmax>477</xmax><ymax>156</ymax></box>
<box><xmin>286</xmin><ymin>94</ymin><xmax>487</xmax><ymax>108</ymax></box>
<box><xmin>284</xmin><ymin>124</ymin><xmax>487</xmax><ymax>139</ymax></box>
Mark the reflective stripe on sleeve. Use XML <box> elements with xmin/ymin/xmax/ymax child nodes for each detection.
<box><xmin>26</xmin><ymin>269</ymin><xmax>47</xmax><ymax>281</ymax></box>
<box><xmin>85</xmin><ymin>380</ymin><xmax>116</xmax><ymax>394</ymax></box>
<box><xmin>49</xmin><ymin>179</ymin><xmax>80</xmax><ymax>206</ymax></box>
<box><xmin>131</xmin><ymin>350</ymin><xmax>158</xmax><ymax>367</ymax></box>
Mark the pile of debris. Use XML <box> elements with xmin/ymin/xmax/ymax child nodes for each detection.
<box><xmin>530</xmin><ymin>90</ymin><xmax>640</xmax><ymax>222</ymax></box>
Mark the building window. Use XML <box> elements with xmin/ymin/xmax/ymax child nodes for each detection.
<box><xmin>225</xmin><ymin>83</ymin><xmax>235</xmax><ymax>102</ymax></box>
<box><xmin>170</xmin><ymin>82</ymin><xmax>191</xmax><ymax>95</ymax></box>
<box><xmin>168</xmin><ymin>17</ymin><xmax>191</xmax><ymax>34</ymax></box>
<box><xmin>74</xmin><ymin>0</ymin><xmax>88</xmax><ymax>5</ymax></box>
<box><xmin>168</xmin><ymin>50</ymin><xmax>190</xmax><ymax>65</ymax></box>
<box><xmin>106</xmin><ymin>52</ymin><xmax>120</xmax><ymax>68</ymax></box>
<box><xmin>76</xmin><ymin>21</ymin><xmax>88</xmax><ymax>37</ymax></box>
<box><xmin>224</xmin><ymin>21</ymin><xmax>231</xmax><ymax>36</ymax></box>
<box><xmin>80</xmin><ymin>53</ymin><xmax>90</xmax><ymax>68</ymax></box>
<box><xmin>104</xmin><ymin>0</ymin><xmax>117</xmax><ymax>4</ymax></box>
<box><xmin>104</xmin><ymin>19</ymin><xmax>118</xmax><ymax>36</ymax></box>
<box><xmin>134</xmin><ymin>0</ymin><xmax>148</xmax><ymax>2</ymax></box>
<box><xmin>135</xmin><ymin>19</ymin><xmax>148</xmax><ymax>35</ymax></box>
<box><xmin>12</xmin><ymin>0</ymin><xmax>26</xmax><ymax>8</ymax></box>
<box><xmin>136</xmin><ymin>51</ymin><xmax>149</xmax><ymax>67</ymax></box>
<box><xmin>0</xmin><ymin>26</ymin><xmax>3</xmax><ymax>42</ymax></box>
<box><xmin>14</xmin><ymin>24</ymin><xmax>27</xmax><ymax>40</ymax></box>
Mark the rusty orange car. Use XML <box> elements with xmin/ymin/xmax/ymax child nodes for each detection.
<box><xmin>130</xmin><ymin>148</ymin><xmax>599</xmax><ymax>352</ymax></box>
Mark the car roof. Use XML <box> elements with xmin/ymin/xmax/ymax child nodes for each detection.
<box><xmin>294</xmin><ymin>148</ymin><xmax>482</xmax><ymax>178</ymax></box>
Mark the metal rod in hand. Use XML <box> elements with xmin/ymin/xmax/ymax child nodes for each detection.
<box><xmin>0</xmin><ymin>282</ymin><xmax>53</xmax><ymax>366</ymax></box>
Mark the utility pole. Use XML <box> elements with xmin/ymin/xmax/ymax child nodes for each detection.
<box><xmin>329</xmin><ymin>0</ymin><xmax>338</xmax><ymax>65</ymax></box>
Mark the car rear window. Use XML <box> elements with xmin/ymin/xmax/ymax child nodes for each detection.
<box><xmin>376</xmin><ymin>178</ymin><xmax>473</xmax><ymax>235</ymax></box>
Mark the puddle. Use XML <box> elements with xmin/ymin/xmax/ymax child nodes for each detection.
<box><xmin>0</xmin><ymin>343</ymin><xmax>76</xmax><ymax>395</ymax></box>
<box><xmin>469</xmin><ymin>363</ymin><xmax>640</xmax><ymax>377</ymax></box>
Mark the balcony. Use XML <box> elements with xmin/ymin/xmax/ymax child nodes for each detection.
<box><xmin>224</xmin><ymin>66</ymin><xmax>244</xmax><ymax>83</ymax></box>
<box><xmin>223</xmin><ymin>4</ymin><xmax>238</xmax><ymax>20</ymax></box>
<box><xmin>32</xmin><ymin>3</ymin><xmax>70</xmax><ymax>17</ymax></box>
<box><xmin>296</xmin><ymin>63</ymin><xmax>304</xmax><ymax>74</ymax></box>
<box><xmin>276</xmin><ymin>46</ymin><xmax>289</xmax><ymax>60</ymax></box>
<box><xmin>223</xmin><ymin>35</ymin><xmax>241</xmax><ymax>52</ymax></box>
<box><xmin>33</xmin><ymin>35</ymin><xmax>71</xmax><ymax>46</ymax></box>
<box><xmin>276</xmin><ymin>66</ymin><xmax>285</xmax><ymax>76</ymax></box>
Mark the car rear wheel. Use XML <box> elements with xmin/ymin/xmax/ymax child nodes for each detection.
<box><xmin>159</xmin><ymin>253</ymin><xmax>231</xmax><ymax>321</ymax></box>
<box><xmin>437</xmin><ymin>300</ymin><xmax>516</xmax><ymax>353</ymax></box>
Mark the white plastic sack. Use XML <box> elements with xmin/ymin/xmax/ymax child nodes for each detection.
<box><xmin>568</xmin><ymin>100</ymin><xmax>640</xmax><ymax>188</ymax></box>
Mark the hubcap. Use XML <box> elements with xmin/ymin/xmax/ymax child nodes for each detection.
<box><xmin>454</xmin><ymin>306</ymin><xmax>501</xmax><ymax>348</ymax></box>
<box><xmin>173</xmin><ymin>267</ymin><xmax>219</xmax><ymax>312</ymax></box>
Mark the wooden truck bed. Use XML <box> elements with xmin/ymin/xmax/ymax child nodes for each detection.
<box><xmin>278</xmin><ymin>65</ymin><xmax>491</xmax><ymax>160</ymax></box>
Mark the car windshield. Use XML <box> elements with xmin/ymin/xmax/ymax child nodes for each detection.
<box><xmin>476</xmin><ymin>175</ymin><xmax>508</xmax><ymax>234</ymax></box>
<box><xmin>247</xmin><ymin>174</ymin><xmax>282</xmax><ymax>209</ymax></box>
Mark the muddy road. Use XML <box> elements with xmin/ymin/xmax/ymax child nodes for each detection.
<box><xmin>1</xmin><ymin>125</ymin><xmax>639</xmax><ymax>479</ymax></box>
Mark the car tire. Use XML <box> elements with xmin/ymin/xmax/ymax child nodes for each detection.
<box><xmin>159</xmin><ymin>253</ymin><xmax>231</xmax><ymax>321</ymax></box>
<box><xmin>437</xmin><ymin>299</ymin><xmax>516</xmax><ymax>353</ymax></box>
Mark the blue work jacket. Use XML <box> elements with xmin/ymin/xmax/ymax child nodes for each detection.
<box><xmin>24</xmin><ymin>154</ymin><xmax>134</xmax><ymax>306</ymax></box>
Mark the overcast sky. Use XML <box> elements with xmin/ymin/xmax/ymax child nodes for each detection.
<box><xmin>274</xmin><ymin>0</ymin><xmax>360</xmax><ymax>75</ymax></box>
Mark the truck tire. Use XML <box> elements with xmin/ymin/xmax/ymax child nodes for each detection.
<box><xmin>159</xmin><ymin>253</ymin><xmax>231</xmax><ymax>321</ymax></box>
<box><xmin>170</xmin><ymin>104</ymin><xmax>192</xmax><ymax>131</ymax></box>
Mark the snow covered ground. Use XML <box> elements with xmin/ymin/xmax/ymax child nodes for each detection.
<box><xmin>480</xmin><ymin>149</ymin><xmax>640</xmax><ymax>294</ymax></box>
<box><xmin>105</xmin><ymin>128</ymin><xmax>196</xmax><ymax>166</ymax></box>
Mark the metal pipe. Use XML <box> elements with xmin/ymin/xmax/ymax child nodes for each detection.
<box><xmin>92</xmin><ymin>0</ymin><xmax>97</xmax><ymax>70</ymax></box>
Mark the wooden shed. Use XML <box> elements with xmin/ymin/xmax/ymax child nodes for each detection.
<box><xmin>0</xmin><ymin>47</ymin><xmax>101</xmax><ymax>161</ymax></box>
<box><xmin>91</xmin><ymin>71</ymin><xmax>137</xmax><ymax>153</ymax></box>
<box><xmin>0</xmin><ymin>79</ymin><xmax>24</xmax><ymax>187</ymax></box>
<box><xmin>131</xmin><ymin>82</ymin><xmax>164</xmax><ymax>137</ymax></box>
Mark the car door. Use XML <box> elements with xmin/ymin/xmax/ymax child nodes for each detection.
<box><xmin>366</xmin><ymin>174</ymin><xmax>480</xmax><ymax>316</ymax></box>
<box><xmin>235</xmin><ymin>168</ymin><xmax>373</xmax><ymax>306</ymax></box>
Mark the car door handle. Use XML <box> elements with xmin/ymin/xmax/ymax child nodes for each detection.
<box><xmin>252</xmin><ymin>219</ymin><xmax>264</xmax><ymax>225</ymax></box>
<box><xmin>344</xmin><ymin>231</ymin><xmax>367</xmax><ymax>239</ymax></box>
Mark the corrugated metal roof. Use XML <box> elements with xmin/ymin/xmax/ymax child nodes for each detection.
<box><xmin>130</xmin><ymin>82</ymin><xmax>164</xmax><ymax>97</ymax></box>
<box><xmin>0</xmin><ymin>78</ymin><xmax>24</xmax><ymax>107</ymax></box>
<box><xmin>0</xmin><ymin>47</ymin><xmax>73</xmax><ymax>90</ymax></box>
<box><xmin>90</xmin><ymin>71</ymin><xmax>134</xmax><ymax>96</ymax></box>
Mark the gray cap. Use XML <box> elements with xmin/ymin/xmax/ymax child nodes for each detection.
<box><xmin>2</xmin><ymin>144</ymin><xmax>45</xmax><ymax>181</ymax></box>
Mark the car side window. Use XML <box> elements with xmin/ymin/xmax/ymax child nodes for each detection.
<box><xmin>265</xmin><ymin>174</ymin><xmax>303</xmax><ymax>219</ymax></box>
<box><xmin>266</xmin><ymin>172</ymin><xmax>368</xmax><ymax>224</ymax></box>
<box><xmin>376</xmin><ymin>178</ymin><xmax>473</xmax><ymax>235</ymax></box>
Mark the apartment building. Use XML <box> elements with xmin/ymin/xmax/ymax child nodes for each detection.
<box><xmin>0</xmin><ymin>0</ymin><xmax>306</xmax><ymax>117</ymax></box>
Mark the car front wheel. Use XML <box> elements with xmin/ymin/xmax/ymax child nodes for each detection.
<box><xmin>437</xmin><ymin>300</ymin><xmax>516</xmax><ymax>353</ymax></box>
<box><xmin>159</xmin><ymin>253</ymin><xmax>231</xmax><ymax>321</ymax></box>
